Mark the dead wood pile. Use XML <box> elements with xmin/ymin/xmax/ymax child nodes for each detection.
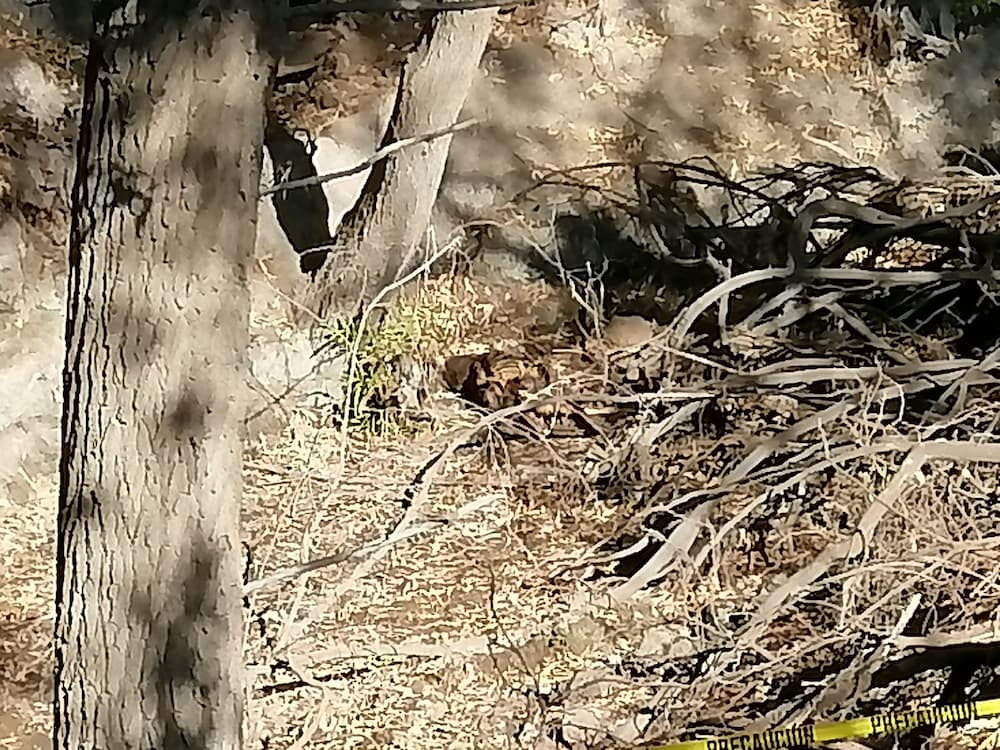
<box><xmin>418</xmin><ymin>160</ymin><xmax>1000</xmax><ymax>746</ymax></box>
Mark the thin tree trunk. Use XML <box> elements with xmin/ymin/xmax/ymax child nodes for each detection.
<box><xmin>54</xmin><ymin>3</ymin><xmax>269</xmax><ymax>748</ymax></box>
<box><xmin>304</xmin><ymin>9</ymin><xmax>497</xmax><ymax>320</ymax></box>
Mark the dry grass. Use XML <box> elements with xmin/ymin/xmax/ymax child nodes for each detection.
<box><xmin>0</xmin><ymin>467</ymin><xmax>54</xmax><ymax>746</ymax></box>
<box><xmin>231</xmin><ymin>245</ymin><xmax>1000</xmax><ymax>749</ymax></box>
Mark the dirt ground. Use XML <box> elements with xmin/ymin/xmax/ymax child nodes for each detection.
<box><xmin>3</xmin><ymin>1</ymin><xmax>1000</xmax><ymax>749</ymax></box>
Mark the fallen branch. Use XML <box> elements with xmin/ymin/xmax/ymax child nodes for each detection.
<box><xmin>609</xmin><ymin>373</ymin><xmax>986</xmax><ymax>602</ymax></box>
<box><xmin>313</xmin><ymin>386</ymin><xmax>592</xmax><ymax>609</ymax></box>
<box><xmin>694</xmin><ymin>438</ymin><xmax>919</xmax><ymax>570</ymax></box>
<box><xmin>729</xmin><ymin>357</ymin><xmax>997</xmax><ymax>390</ymax></box>
<box><xmin>742</xmin><ymin>440</ymin><xmax>1000</xmax><ymax>639</ymax></box>
<box><xmin>670</xmin><ymin>266</ymin><xmax>1000</xmax><ymax>344</ymax></box>
<box><xmin>895</xmin><ymin>622</ymin><xmax>1000</xmax><ymax>650</ymax></box>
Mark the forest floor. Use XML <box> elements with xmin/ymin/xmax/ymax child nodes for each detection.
<box><xmin>2</xmin><ymin>1</ymin><xmax>1000</xmax><ymax>749</ymax></box>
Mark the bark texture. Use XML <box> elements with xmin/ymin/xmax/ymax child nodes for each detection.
<box><xmin>54</xmin><ymin>3</ymin><xmax>269</xmax><ymax>748</ymax></box>
<box><xmin>304</xmin><ymin>8</ymin><xmax>497</xmax><ymax>320</ymax></box>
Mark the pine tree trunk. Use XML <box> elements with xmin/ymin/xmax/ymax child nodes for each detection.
<box><xmin>54</xmin><ymin>3</ymin><xmax>269</xmax><ymax>748</ymax></box>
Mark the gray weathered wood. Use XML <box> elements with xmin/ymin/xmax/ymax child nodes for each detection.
<box><xmin>305</xmin><ymin>8</ymin><xmax>497</xmax><ymax>320</ymax></box>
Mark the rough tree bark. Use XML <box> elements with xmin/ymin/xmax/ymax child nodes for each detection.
<box><xmin>303</xmin><ymin>8</ymin><xmax>498</xmax><ymax>320</ymax></box>
<box><xmin>54</xmin><ymin>2</ymin><xmax>270</xmax><ymax>748</ymax></box>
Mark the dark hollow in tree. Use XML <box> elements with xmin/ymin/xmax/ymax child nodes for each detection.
<box><xmin>264</xmin><ymin>115</ymin><xmax>334</xmax><ymax>274</ymax></box>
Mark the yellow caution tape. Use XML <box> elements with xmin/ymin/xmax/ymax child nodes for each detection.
<box><xmin>650</xmin><ymin>698</ymin><xmax>1000</xmax><ymax>750</ymax></box>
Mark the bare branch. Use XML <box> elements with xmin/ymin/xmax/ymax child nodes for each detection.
<box><xmin>261</xmin><ymin>118</ymin><xmax>479</xmax><ymax>197</ymax></box>
<box><xmin>285</xmin><ymin>0</ymin><xmax>528</xmax><ymax>19</ymax></box>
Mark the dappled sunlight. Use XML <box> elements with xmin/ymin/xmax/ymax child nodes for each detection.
<box><xmin>2</xmin><ymin>0</ymin><xmax>1000</xmax><ymax>747</ymax></box>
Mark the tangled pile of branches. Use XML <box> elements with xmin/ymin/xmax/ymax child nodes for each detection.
<box><xmin>533</xmin><ymin>158</ymin><xmax>1000</xmax><ymax>358</ymax></box>
<box><xmin>486</xmin><ymin>160</ymin><xmax>1000</xmax><ymax>745</ymax></box>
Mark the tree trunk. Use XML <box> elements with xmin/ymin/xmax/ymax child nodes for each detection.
<box><xmin>304</xmin><ymin>8</ymin><xmax>497</xmax><ymax>320</ymax></box>
<box><xmin>54</xmin><ymin>3</ymin><xmax>269</xmax><ymax>748</ymax></box>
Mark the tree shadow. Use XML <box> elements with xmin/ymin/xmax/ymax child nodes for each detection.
<box><xmin>503</xmin><ymin>207</ymin><xmax>718</xmax><ymax>326</ymax></box>
<box><xmin>123</xmin><ymin>535</ymin><xmax>242</xmax><ymax>750</ymax></box>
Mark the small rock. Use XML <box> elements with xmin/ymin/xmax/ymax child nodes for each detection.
<box><xmin>603</xmin><ymin>315</ymin><xmax>656</xmax><ymax>348</ymax></box>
